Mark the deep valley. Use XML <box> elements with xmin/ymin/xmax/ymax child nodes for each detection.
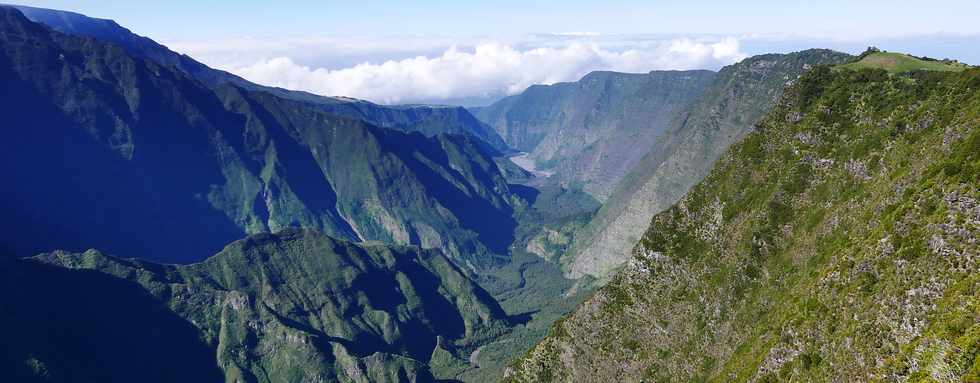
<box><xmin>0</xmin><ymin>3</ymin><xmax>977</xmax><ymax>383</ymax></box>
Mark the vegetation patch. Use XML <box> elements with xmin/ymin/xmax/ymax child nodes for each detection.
<box><xmin>507</xmin><ymin>63</ymin><xmax>980</xmax><ymax>382</ymax></box>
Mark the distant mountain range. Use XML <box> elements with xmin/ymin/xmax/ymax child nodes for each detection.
<box><xmin>473</xmin><ymin>70</ymin><xmax>716</xmax><ymax>200</ymax></box>
<box><xmin>566</xmin><ymin>49</ymin><xmax>855</xmax><ymax>278</ymax></box>
<box><xmin>0</xmin><ymin>5</ymin><xmax>517</xmax><ymax>268</ymax></box>
<box><xmin>8</xmin><ymin>4</ymin><xmax>508</xmax><ymax>152</ymax></box>
<box><xmin>0</xmin><ymin>6</ymin><xmax>559</xmax><ymax>382</ymax></box>
<box><xmin>472</xmin><ymin>49</ymin><xmax>855</xmax><ymax>279</ymax></box>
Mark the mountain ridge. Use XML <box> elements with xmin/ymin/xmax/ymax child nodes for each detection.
<box><xmin>3</xmin><ymin>228</ymin><xmax>511</xmax><ymax>382</ymax></box>
<box><xmin>473</xmin><ymin>69</ymin><xmax>717</xmax><ymax>200</ymax></box>
<box><xmin>506</xmin><ymin>62</ymin><xmax>980</xmax><ymax>382</ymax></box>
<box><xmin>3</xmin><ymin>4</ymin><xmax>509</xmax><ymax>151</ymax></box>
<box><xmin>0</xmin><ymin>6</ymin><xmax>519</xmax><ymax>266</ymax></box>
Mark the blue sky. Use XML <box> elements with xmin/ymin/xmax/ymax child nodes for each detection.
<box><xmin>13</xmin><ymin>0</ymin><xmax>980</xmax><ymax>39</ymax></box>
<box><xmin>12</xmin><ymin>1</ymin><xmax>980</xmax><ymax>105</ymax></box>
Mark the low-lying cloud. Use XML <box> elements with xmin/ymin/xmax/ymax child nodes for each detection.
<box><xmin>211</xmin><ymin>37</ymin><xmax>747</xmax><ymax>105</ymax></box>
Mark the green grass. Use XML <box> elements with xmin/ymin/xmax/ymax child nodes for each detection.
<box><xmin>837</xmin><ymin>51</ymin><xmax>970</xmax><ymax>73</ymax></box>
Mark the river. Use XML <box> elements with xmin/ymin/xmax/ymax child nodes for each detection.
<box><xmin>509</xmin><ymin>152</ymin><xmax>554</xmax><ymax>177</ymax></box>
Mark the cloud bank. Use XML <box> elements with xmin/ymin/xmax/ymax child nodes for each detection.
<box><xmin>211</xmin><ymin>37</ymin><xmax>747</xmax><ymax>105</ymax></box>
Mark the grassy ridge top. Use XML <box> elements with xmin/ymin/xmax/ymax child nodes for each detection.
<box><xmin>837</xmin><ymin>51</ymin><xmax>970</xmax><ymax>73</ymax></box>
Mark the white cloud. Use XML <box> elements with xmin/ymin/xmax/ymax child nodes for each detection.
<box><xmin>165</xmin><ymin>35</ymin><xmax>466</xmax><ymax>70</ymax></box>
<box><xmin>550</xmin><ymin>32</ymin><xmax>603</xmax><ymax>37</ymax></box>
<box><xmin>215</xmin><ymin>37</ymin><xmax>746</xmax><ymax>105</ymax></box>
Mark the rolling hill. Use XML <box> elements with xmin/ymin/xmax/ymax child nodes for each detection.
<box><xmin>837</xmin><ymin>49</ymin><xmax>970</xmax><ymax>73</ymax></box>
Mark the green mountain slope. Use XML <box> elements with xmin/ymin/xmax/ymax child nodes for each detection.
<box><xmin>6</xmin><ymin>4</ymin><xmax>508</xmax><ymax>151</ymax></box>
<box><xmin>0</xmin><ymin>257</ymin><xmax>225</xmax><ymax>382</ymax></box>
<box><xmin>567</xmin><ymin>49</ymin><xmax>855</xmax><ymax>279</ymax></box>
<box><xmin>1</xmin><ymin>229</ymin><xmax>511</xmax><ymax>382</ymax></box>
<box><xmin>0</xmin><ymin>7</ymin><xmax>518</xmax><ymax>266</ymax></box>
<box><xmin>838</xmin><ymin>49</ymin><xmax>970</xmax><ymax>73</ymax></box>
<box><xmin>506</xmin><ymin>66</ymin><xmax>980</xmax><ymax>381</ymax></box>
<box><xmin>473</xmin><ymin>70</ymin><xmax>716</xmax><ymax>200</ymax></box>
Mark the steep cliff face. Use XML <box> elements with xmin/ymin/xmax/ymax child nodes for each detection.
<box><xmin>0</xmin><ymin>7</ymin><xmax>518</xmax><ymax>266</ymax></box>
<box><xmin>1</xmin><ymin>229</ymin><xmax>511</xmax><ymax>382</ymax></box>
<box><xmin>7</xmin><ymin>4</ymin><xmax>508</xmax><ymax>151</ymax></box>
<box><xmin>474</xmin><ymin>70</ymin><xmax>716</xmax><ymax>200</ymax></box>
<box><xmin>507</xmin><ymin>66</ymin><xmax>980</xmax><ymax>381</ymax></box>
<box><xmin>567</xmin><ymin>49</ymin><xmax>855</xmax><ymax>279</ymax></box>
<box><xmin>318</xmin><ymin>102</ymin><xmax>509</xmax><ymax>153</ymax></box>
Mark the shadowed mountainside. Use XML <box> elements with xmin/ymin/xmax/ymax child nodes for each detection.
<box><xmin>0</xmin><ymin>257</ymin><xmax>225</xmax><ymax>383</ymax></box>
<box><xmin>0</xmin><ymin>6</ymin><xmax>518</xmax><ymax>266</ymax></box>
<box><xmin>3</xmin><ymin>229</ymin><xmax>513</xmax><ymax>382</ymax></box>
